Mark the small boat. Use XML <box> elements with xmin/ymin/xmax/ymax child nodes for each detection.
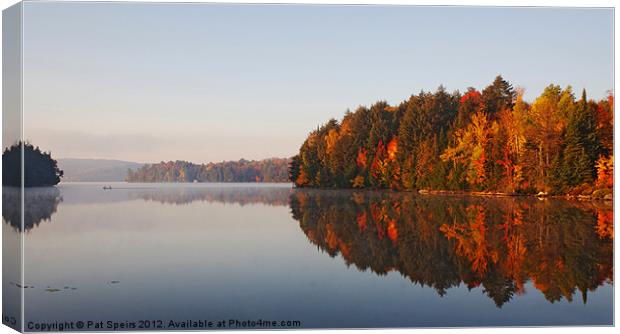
<box><xmin>102</xmin><ymin>185</ymin><xmax>112</xmax><ymax>190</ymax></box>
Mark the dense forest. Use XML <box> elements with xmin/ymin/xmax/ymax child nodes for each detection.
<box><xmin>289</xmin><ymin>76</ymin><xmax>614</xmax><ymax>196</ymax></box>
<box><xmin>2</xmin><ymin>142</ymin><xmax>64</xmax><ymax>187</ymax></box>
<box><xmin>126</xmin><ymin>158</ymin><xmax>290</xmax><ymax>183</ymax></box>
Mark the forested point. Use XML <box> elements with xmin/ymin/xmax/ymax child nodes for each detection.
<box><xmin>289</xmin><ymin>76</ymin><xmax>614</xmax><ymax>196</ymax></box>
<box><xmin>2</xmin><ymin>142</ymin><xmax>64</xmax><ymax>187</ymax></box>
<box><xmin>126</xmin><ymin>158</ymin><xmax>291</xmax><ymax>183</ymax></box>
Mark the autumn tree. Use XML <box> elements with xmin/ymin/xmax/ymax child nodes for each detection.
<box><xmin>292</xmin><ymin>77</ymin><xmax>610</xmax><ymax>195</ymax></box>
<box><xmin>525</xmin><ymin>85</ymin><xmax>567</xmax><ymax>192</ymax></box>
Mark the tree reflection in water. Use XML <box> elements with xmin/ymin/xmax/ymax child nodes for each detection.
<box><xmin>2</xmin><ymin>187</ymin><xmax>62</xmax><ymax>232</ymax></box>
<box><xmin>129</xmin><ymin>186</ymin><xmax>292</xmax><ymax>206</ymax></box>
<box><xmin>289</xmin><ymin>190</ymin><xmax>613</xmax><ymax>307</ymax></box>
<box><xmin>4</xmin><ymin>184</ymin><xmax>612</xmax><ymax>309</ymax></box>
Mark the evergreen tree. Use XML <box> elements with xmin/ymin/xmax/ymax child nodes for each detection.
<box><xmin>289</xmin><ymin>155</ymin><xmax>301</xmax><ymax>184</ymax></box>
<box><xmin>558</xmin><ymin>90</ymin><xmax>599</xmax><ymax>189</ymax></box>
<box><xmin>3</xmin><ymin>142</ymin><xmax>63</xmax><ymax>187</ymax></box>
<box><xmin>482</xmin><ymin>75</ymin><xmax>516</xmax><ymax>114</ymax></box>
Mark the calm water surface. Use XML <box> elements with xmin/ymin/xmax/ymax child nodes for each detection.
<box><xmin>2</xmin><ymin>183</ymin><xmax>614</xmax><ymax>329</ymax></box>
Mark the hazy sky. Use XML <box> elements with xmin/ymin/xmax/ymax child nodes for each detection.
<box><xmin>21</xmin><ymin>3</ymin><xmax>613</xmax><ymax>163</ymax></box>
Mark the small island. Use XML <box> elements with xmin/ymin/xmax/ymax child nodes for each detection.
<box><xmin>2</xmin><ymin>142</ymin><xmax>64</xmax><ymax>187</ymax></box>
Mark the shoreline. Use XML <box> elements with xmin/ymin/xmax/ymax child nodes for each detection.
<box><xmin>417</xmin><ymin>189</ymin><xmax>613</xmax><ymax>202</ymax></box>
<box><xmin>293</xmin><ymin>187</ymin><xmax>613</xmax><ymax>202</ymax></box>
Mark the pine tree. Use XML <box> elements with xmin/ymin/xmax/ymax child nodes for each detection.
<box><xmin>289</xmin><ymin>155</ymin><xmax>301</xmax><ymax>184</ymax></box>
<box><xmin>482</xmin><ymin>75</ymin><xmax>516</xmax><ymax>114</ymax></box>
<box><xmin>558</xmin><ymin>90</ymin><xmax>599</xmax><ymax>190</ymax></box>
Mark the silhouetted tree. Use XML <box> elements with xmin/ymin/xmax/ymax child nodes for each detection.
<box><xmin>2</xmin><ymin>142</ymin><xmax>63</xmax><ymax>187</ymax></box>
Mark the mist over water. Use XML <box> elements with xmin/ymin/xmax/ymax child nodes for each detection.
<box><xmin>2</xmin><ymin>183</ymin><xmax>613</xmax><ymax>328</ymax></box>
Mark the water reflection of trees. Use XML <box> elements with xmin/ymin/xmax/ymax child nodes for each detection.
<box><xmin>2</xmin><ymin>187</ymin><xmax>62</xmax><ymax>232</ymax></box>
<box><xmin>129</xmin><ymin>187</ymin><xmax>292</xmax><ymax>206</ymax></box>
<box><xmin>289</xmin><ymin>190</ymin><xmax>613</xmax><ymax>307</ymax></box>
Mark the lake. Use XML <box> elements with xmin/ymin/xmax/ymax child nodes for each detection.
<box><xmin>2</xmin><ymin>183</ymin><xmax>614</xmax><ymax>330</ymax></box>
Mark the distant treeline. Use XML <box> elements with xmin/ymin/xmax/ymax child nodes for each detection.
<box><xmin>290</xmin><ymin>76</ymin><xmax>614</xmax><ymax>195</ymax></box>
<box><xmin>126</xmin><ymin>158</ymin><xmax>291</xmax><ymax>183</ymax></box>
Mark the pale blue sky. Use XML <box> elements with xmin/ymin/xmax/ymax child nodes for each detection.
<box><xmin>21</xmin><ymin>3</ymin><xmax>613</xmax><ymax>163</ymax></box>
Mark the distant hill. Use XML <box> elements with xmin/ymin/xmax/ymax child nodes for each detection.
<box><xmin>57</xmin><ymin>158</ymin><xmax>144</xmax><ymax>182</ymax></box>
